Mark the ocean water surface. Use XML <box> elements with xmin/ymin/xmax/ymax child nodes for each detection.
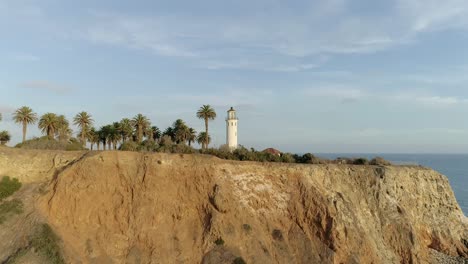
<box><xmin>317</xmin><ymin>154</ymin><xmax>468</xmax><ymax>216</ymax></box>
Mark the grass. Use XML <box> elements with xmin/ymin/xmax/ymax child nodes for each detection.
<box><xmin>0</xmin><ymin>176</ymin><xmax>22</xmax><ymax>200</ymax></box>
<box><xmin>31</xmin><ymin>224</ymin><xmax>65</xmax><ymax>264</ymax></box>
<box><xmin>0</xmin><ymin>199</ymin><xmax>23</xmax><ymax>224</ymax></box>
<box><xmin>4</xmin><ymin>224</ymin><xmax>65</xmax><ymax>264</ymax></box>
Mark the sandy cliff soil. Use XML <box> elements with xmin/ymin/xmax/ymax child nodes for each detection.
<box><xmin>0</xmin><ymin>148</ymin><xmax>467</xmax><ymax>263</ymax></box>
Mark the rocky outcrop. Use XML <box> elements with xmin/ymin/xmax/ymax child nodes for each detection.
<box><xmin>36</xmin><ymin>151</ymin><xmax>467</xmax><ymax>263</ymax></box>
<box><xmin>0</xmin><ymin>147</ymin><xmax>86</xmax><ymax>183</ymax></box>
<box><xmin>0</xmin><ymin>149</ymin><xmax>466</xmax><ymax>263</ymax></box>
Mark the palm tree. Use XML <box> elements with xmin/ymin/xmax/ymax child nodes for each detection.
<box><xmin>187</xmin><ymin>128</ymin><xmax>197</xmax><ymax>146</ymax></box>
<box><xmin>38</xmin><ymin>113</ymin><xmax>59</xmax><ymax>139</ymax></box>
<box><xmin>197</xmin><ymin>132</ymin><xmax>211</xmax><ymax>149</ymax></box>
<box><xmin>12</xmin><ymin>106</ymin><xmax>38</xmax><ymax>142</ymax></box>
<box><xmin>119</xmin><ymin>118</ymin><xmax>134</xmax><ymax>142</ymax></box>
<box><xmin>87</xmin><ymin>127</ymin><xmax>99</xmax><ymax>150</ymax></box>
<box><xmin>196</xmin><ymin>105</ymin><xmax>216</xmax><ymax>149</ymax></box>
<box><xmin>56</xmin><ymin>115</ymin><xmax>72</xmax><ymax>142</ymax></box>
<box><xmin>73</xmin><ymin>112</ymin><xmax>94</xmax><ymax>146</ymax></box>
<box><xmin>133</xmin><ymin>114</ymin><xmax>149</xmax><ymax>143</ymax></box>
<box><xmin>163</xmin><ymin>127</ymin><xmax>175</xmax><ymax>141</ymax></box>
<box><xmin>98</xmin><ymin>128</ymin><xmax>107</xmax><ymax>150</ymax></box>
<box><xmin>173</xmin><ymin>119</ymin><xmax>189</xmax><ymax>144</ymax></box>
<box><xmin>151</xmin><ymin>126</ymin><xmax>161</xmax><ymax>141</ymax></box>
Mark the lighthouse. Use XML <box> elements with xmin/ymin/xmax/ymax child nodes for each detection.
<box><xmin>226</xmin><ymin>107</ymin><xmax>238</xmax><ymax>149</ymax></box>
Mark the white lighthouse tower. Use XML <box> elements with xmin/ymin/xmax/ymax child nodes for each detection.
<box><xmin>226</xmin><ymin>107</ymin><xmax>238</xmax><ymax>149</ymax></box>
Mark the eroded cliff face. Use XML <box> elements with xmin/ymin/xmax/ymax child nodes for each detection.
<box><xmin>0</xmin><ymin>148</ymin><xmax>466</xmax><ymax>263</ymax></box>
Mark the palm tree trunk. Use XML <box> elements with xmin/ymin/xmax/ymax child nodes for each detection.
<box><xmin>97</xmin><ymin>142</ymin><xmax>100</xmax><ymax>150</ymax></box>
<box><xmin>90</xmin><ymin>143</ymin><xmax>94</xmax><ymax>150</ymax></box>
<box><xmin>22</xmin><ymin>122</ymin><xmax>27</xmax><ymax>142</ymax></box>
<box><xmin>81</xmin><ymin>128</ymin><xmax>86</xmax><ymax>146</ymax></box>
<box><xmin>205</xmin><ymin>118</ymin><xmax>209</xmax><ymax>149</ymax></box>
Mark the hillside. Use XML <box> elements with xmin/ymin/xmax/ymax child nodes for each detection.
<box><xmin>0</xmin><ymin>148</ymin><xmax>466</xmax><ymax>263</ymax></box>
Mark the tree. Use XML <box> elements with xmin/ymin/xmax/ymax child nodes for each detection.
<box><xmin>38</xmin><ymin>113</ymin><xmax>59</xmax><ymax>139</ymax></box>
<box><xmin>151</xmin><ymin>126</ymin><xmax>161</xmax><ymax>141</ymax></box>
<box><xmin>0</xmin><ymin>131</ymin><xmax>11</xmax><ymax>145</ymax></box>
<box><xmin>197</xmin><ymin>132</ymin><xmax>211</xmax><ymax>149</ymax></box>
<box><xmin>87</xmin><ymin>127</ymin><xmax>99</xmax><ymax>150</ymax></box>
<box><xmin>98</xmin><ymin>128</ymin><xmax>107</xmax><ymax>150</ymax></box>
<box><xmin>56</xmin><ymin>115</ymin><xmax>72</xmax><ymax>142</ymax></box>
<box><xmin>12</xmin><ymin>106</ymin><xmax>38</xmax><ymax>142</ymax></box>
<box><xmin>196</xmin><ymin>105</ymin><xmax>216</xmax><ymax>149</ymax></box>
<box><xmin>132</xmin><ymin>114</ymin><xmax>149</xmax><ymax>143</ymax></box>
<box><xmin>119</xmin><ymin>118</ymin><xmax>134</xmax><ymax>142</ymax></box>
<box><xmin>73</xmin><ymin>112</ymin><xmax>94</xmax><ymax>146</ymax></box>
<box><xmin>187</xmin><ymin>128</ymin><xmax>197</xmax><ymax>146</ymax></box>
<box><xmin>173</xmin><ymin>119</ymin><xmax>190</xmax><ymax>144</ymax></box>
<box><xmin>162</xmin><ymin>127</ymin><xmax>175</xmax><ymax>141</ymax></box>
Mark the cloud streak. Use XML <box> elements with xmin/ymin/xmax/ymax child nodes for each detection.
<box><xmin>19</xmin><ymin>80</ymin><xmax>73</xmax><ymax>95</ymax></box>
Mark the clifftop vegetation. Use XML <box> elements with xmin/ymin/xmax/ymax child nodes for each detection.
<box><xmin>0</xmin><ymin>105</ymin><xmax>392</xmax><ymax>165</ymax></box>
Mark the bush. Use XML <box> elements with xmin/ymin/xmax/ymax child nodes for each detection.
<box><xmin>214</xmin><ymin>237</ymin><xmax>225</xmax><ymax>246</ymax></box>
<box><xmin>280</xmin><ymin>153</ymin><xmax>295</xmax><ymax>163</ymax></box>
<box><xmin>370</xmin><ymin>157</ymin><xmax>392</xmax><ymax>166</ymax></box>
<box><xmin>0</xmin><ymin>131</ymin><xmax>11</xmax><ymax>145</ymax></box>
<box><xmin>31</xmin><ymin>224</ymin><xmax>65</xmax><ymax>264</ymax></box>
<box><xmin>353</xmin><ymin>158</ymin><xmax>369</xmax><ymax>165</ymax></box>
<box><xmin>0</xmin><ymin>176</ymin><xmax>22</xmax><ymax>200</ymax></box>
<box><xmin>0</xmin><ymin>199</ymin><xmax>23</xmax><ymax>224</ymax></box>
<box><xmin>120</xmin><ymin>141</ymin><xmax>139</xmax><ymax>151</ymax></box>
<box><xmin>15</xmin><ymin>137</ymin><xmax>86</xmax><ymax>151</ymax></box>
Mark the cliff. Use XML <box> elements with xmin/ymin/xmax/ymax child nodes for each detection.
<box><xmin>0</xmin><ymin>148</ymin><xmax>466</xmax><ymax>263</ymax></box>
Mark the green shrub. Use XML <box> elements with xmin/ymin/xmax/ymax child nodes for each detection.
<box><xmin>0</xmin><ymin>176</ymin><xmax>22</xmax><ymax>200</ymax></box>
<box><xmin>242</xmin><ymin>224</ymin><xmax>252</xmax><ymax>232</ymax></box>
<box><xmin>280</xmin><ymin>153</ymin><xmax>295</xmax><ymax>163</ymax></box>
<box><xmin>31</xmin><ymin>224</ymin><xmax>65</xmax><ymax>264</ymax></box>
<box><xmin>0</xmin><ymin>130</ymin><xmax>11</xmax><ymax>145</ymax></box>
<box><xmin>353</xmin><ymin>158</ymin><xmax>369</xmax><ymax>165</ymax></box>
<box><xmin>214</xmin><ymin>237</ymin><xmax>225</xmax><ymax>246</ymax></box>
<box><xmin>233</xmin><ymin>257</ymin><xmax>247</xmax><ymax>264</ymax></box>
<box><xmin>15</xmin><ymin>137</ymin><xmax>86</xmax><ymax>151</ymax></box>
<box><xmin>120</xmin><ymin>141</ymin><xmax>139</xmax><ymax>151</ymax></box>
<box><xmin>0</xmin><ymin>199</ymin><xmax>23</xmax><ymax>224</ymax></box>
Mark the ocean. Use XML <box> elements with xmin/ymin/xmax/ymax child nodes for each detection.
<box><xmin>316</xmin><ymin>154</ymin><xmax>468</xmax><ymax>216</ymax></box>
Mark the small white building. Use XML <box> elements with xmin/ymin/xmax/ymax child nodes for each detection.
<box><xmin>226</xmin><ymin>107</ymin><xmax>238</xmax><ymax>149</ymax></box>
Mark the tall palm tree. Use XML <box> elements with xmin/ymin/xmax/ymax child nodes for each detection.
<box><xmin>87</xmin><ymin>127</ymin><xmax>99</xmax><ymax>150</ymax></box>
<box><xmin>173</xmin><ymin>119</ymin><xmax>189</xmax><ymax>144</ymax></box>
<box><xmin>12</xmin><ymin>106</ymin><xmax>38</xmax><ymax>142</ymax></box>
<box><xmin>151</xmin><ymin>126</ymin><xmax>161</xmax><ymax>141</ymax></box>
<box><xmin>38</xmin><ymin>113</ymin><xmax>59</xmax><ymax>139</ymax></box>
<box><xmin>163</xmin><ymin>127</ymin><xmax>175</xmax><ymax>141</ymax></box>
<box><xmin>98</xmin><ymin>128</ymin><xmax>108</xmax><ymax>150</ymax></box>
<box><xmin>133</xmin><ymin>114</ymin><xmax>149</xmax><ymax>143</ymax></box>
<box><xmin>119</xmin><ymin>118</ymin><xmax>134</xmax><ymax>142</ymax></box>
<box><xmin>196</xmin><ymin>105</ymin><xmax>216</xmax><ymax>149</ymax></box>
<box><xmin>197</xmin><ymin>132</ymin><xmax>211</xmax><ymax>149</ymax></box>
<box><xmin>73</xmin><ymin>112</ymin><xmax>94</xmax><ymax>146</ymax></box>
<box><xmin>187</xmin><ymin>128</ymin><xmax>197</xmax><ymax>146</ymax></box>
<box><xmin>56</xmin><ymin>115</ymin><xmax>72</xmax><ymax>142</ymax></box>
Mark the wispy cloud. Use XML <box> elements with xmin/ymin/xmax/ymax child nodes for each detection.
<box><xmin>19</xmin><ymin>80</ymin><xmax>73</xmax><ymax>95</ymax></box>
<box><xmin>11</xmin><ymin>53</ymin><xmax>40</xmax><ymax>62</ymax></box>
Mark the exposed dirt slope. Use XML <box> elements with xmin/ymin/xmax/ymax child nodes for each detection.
<box><xmin>28</xmin><ymin>151</ymin><xmax>466</xmax><ymax>264</ymax></box>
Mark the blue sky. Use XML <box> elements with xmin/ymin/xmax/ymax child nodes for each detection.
<box><xmin>1</xmin><ymin>0</ymin><xmax>468</xmax><ymax>153</ymax></box>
